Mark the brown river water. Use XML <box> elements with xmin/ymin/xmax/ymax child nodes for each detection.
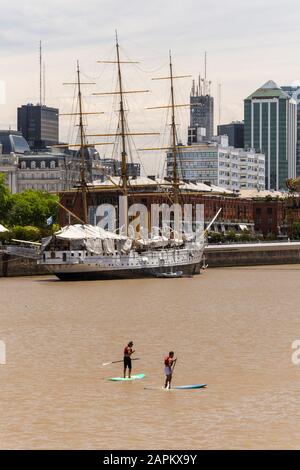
<box><xmin>0</xmin><ymin>265</ymin><xmax>300</xmax><ymax>450</ymax></box>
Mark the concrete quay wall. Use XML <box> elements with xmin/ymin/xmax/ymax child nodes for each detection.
<box><xmin>205</xmin><ymin>242</ymin><xmax>300</xmax><ymax>267</ymax></box>
<box><xmin>0</xmin><ymin>253</ymin><xmax>49</xmax><ymax>277</ymax></box>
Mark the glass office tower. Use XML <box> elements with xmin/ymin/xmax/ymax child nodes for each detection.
<box><xmin>244</xmin><ymin>81</ymin><xmax>297</xmax><ymax>190</ymax></box>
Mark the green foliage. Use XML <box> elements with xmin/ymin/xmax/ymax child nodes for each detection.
<box><xmin>0</xmin><ymin>230</ymin><xmax>11</xmax><ymax>243</ymax></box>
<box><xmin>208</xmin><ymin>231</ymin><xmax>225</xmax><ymax>243</ymax></box>
<box><xmin>0</xmin><ymin>173</ymin><xmax>12</xmax><ymax>224</ymax></box>
<box><xmin>8</xmin><ymin>190</ymin><xmax>59</xmax><ymax>228</ymax></box>
<box><xmin>0</xmin><ymin>224</ymin><xmax>59</xmax><ymax>243</ymax></box>
<box><xmin>208</xmin><ymin>230</ymin><xmax>262</xmax><ymax>244</ymax></box>
<box><xmin>292</xmin><ymin>222</ymin><xmax>300</xmax><ymax>240</ymax></box>
<box><xmin>225</xmin><ymin>230</ymin><xmax>237</xmax><ymax>242</ymax></box>
<box><xmin>265</xmin><ymin>232</ymin><xmax>276</xmax><ymax>241</ymax></box>
<box><xmin>239</xmin><ymin>230</ymin><xmax>251</xmax><ymax>242</ymax></box>
<box><xmin>0</xmin><ymin>177</ymin><xmax>59</xmax><ymax>241</ymax></box>
<box><xmin>11</xmin><ymin>225</ymin><xmax>42</xmax><ymax>242</ymax></box>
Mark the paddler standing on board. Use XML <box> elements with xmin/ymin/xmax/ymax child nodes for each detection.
<box><xmin>124</xmin><ymin>341</ymin><xmax>135</xmax><ymax>379</ymax></box>
<box><xmin>164</xmin><ymin>351</ymin><xmax>177</xmax><ymax>389</ymax></box>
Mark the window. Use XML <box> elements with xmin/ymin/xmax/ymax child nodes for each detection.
<box><xmin>40</xmin><ymin>161</ymin><xmax>46</xmax><ymax>169</ymax></box>
<box><xmin>31</xmin><ymin>161</ymin><xmax>36</xmax><ymax>169</ymax></box>
<box><xmin>50</xmin><ymin>160</ymin><xmax>56</xmax><ymax>169</ymax></box>
<box><xmin>20</xmin><ymin>161</ymin><xmax>26</xmax><ymax>169</ymax></box>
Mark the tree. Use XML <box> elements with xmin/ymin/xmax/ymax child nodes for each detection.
<box><xmin>8</xmin><ymin>190</ymin><xmax>59</xmax><ymax>228</ymax></box>
<box><xmin>0</xmin><ymin>173</ymin><xmax>12</xmax><ymax>224</ymax></box>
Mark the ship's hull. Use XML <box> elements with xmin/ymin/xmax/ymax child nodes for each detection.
<box><xmin>53</xmin><ymin>260</ymin><xmax>201</xmax><ymax>281</ymax></box>
<box><xmin>40</xmin><ymin>245</ymin><xmax>204</xmax><ymax>281</ymax></box>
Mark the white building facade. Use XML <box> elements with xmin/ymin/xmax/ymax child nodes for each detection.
<box><xmin>218</xmin><ymin>145</ymin><xmax>265</xmax><ymax>192</ymax></box>
<box><xmin>167</xmin><ymin>140</ymin><xmax>265</xmax><ymax>192</ymax></box>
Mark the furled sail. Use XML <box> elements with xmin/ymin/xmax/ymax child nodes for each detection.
<box><xmin>54</xmin><ymin>224</ymin><xmax>128</xmax><ymax>241</ymax></box>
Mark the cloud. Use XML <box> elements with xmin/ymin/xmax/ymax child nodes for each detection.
<box><xmin>1</xmin><ymin>0</ymin><xmax>300</xmax><ymax>174</ymax></box>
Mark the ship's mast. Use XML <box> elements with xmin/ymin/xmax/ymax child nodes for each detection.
<box><xmin>57</xmin><ymin>67</ymin><xmax>114</xmax><ymax>226</ymax></box>
<box><xmin>141</xmin><ymin>54</ymin><xmax>192</xmax><ymax>201</ymax></box>
<box><xmin>91</xmin><ymin>33</ymin><xmax>155</xmax><ymax>194</ymax></box>
<box><xmin>115</xmin><ymin>33</ymin><xmax>128</xmax><ymax>194</ymax></box>
<box><xmin>76</xmin><ymin>61</ymin><xmax>88</xmax><ymax>224</ymax></box>
<box><xmin>169</xmin><ymin>51</ymin><xmax>180</xmax><ymax>203</ymax></box>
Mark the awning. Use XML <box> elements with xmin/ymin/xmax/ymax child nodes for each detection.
<box><xmin>0</xmin><ymin>224</ymin><xmax>9</xmax><ymax>233</ymax></box>
<box><xmin>239</xmin><ymin>224</ymin><xmax>248</xmax><ymax>231</ymax></box>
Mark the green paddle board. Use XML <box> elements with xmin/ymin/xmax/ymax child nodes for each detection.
<box><xmin>109</xmin><ymin>373</ymin><xmax>145</xmax><ymax>381</ymax></box>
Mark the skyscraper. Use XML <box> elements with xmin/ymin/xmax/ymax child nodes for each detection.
<box><xmin>281</xmin><ymin>85</ymin><xmax>300</xmax><ymax>177</ymax></box>
<box><xmin>244</xmin><ymin>81</ymin><xmax>297</xmax><ymax>190</ymax></box>
<box><xmin>217</xmin><ymin>122</ymin><xmax>244</xmax><ymax>148</ymax></box>
<box><xmin>17</xmin><ymin>104</ymin><xmax>59</xmax><ymax>150</ymax></box>
<box><xmin>188</xmin><ymin>75</ymin><xmax>214</xmax><ymax>144</ymax></box>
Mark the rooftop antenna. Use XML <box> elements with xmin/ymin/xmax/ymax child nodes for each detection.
<box><xmin>39</xmin><ymin>40</ymin><xmax>42</xmax><ymax>105</ymax></box>
<box><xmin>43</xmin><ymin>63</ymin><xmax>46</xmax><ymax>105</ymax></box>
<box><xmin>203</xmin><ymin>52</ymin><xmax>209</xmax><ymax>95</ymax></box>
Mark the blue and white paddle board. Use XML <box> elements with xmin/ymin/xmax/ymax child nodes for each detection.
<box><xmin>174</xmin><ymin>384</ymin><xmax>207</xmax><ymax>390</ymax></box>
<box><xmin>144</xmin><ymin>383</ymin><xmax>207</xmax><ymax>390</ymax></box>
<box><xmin>109</xmin><ymin>373</ymin><xmax>145</xmax><ymax>381</ymax></box>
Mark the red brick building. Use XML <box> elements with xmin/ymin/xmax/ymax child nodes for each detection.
<box><xmin>58</xmin><ymin>181</ymin><xmax>300</xmax><ymax>239</ymax></box>
<box><xmin>253</xmin><ymin>199</ymin><xmax>286</xmax><ymax>238</ymax></box>
<box><xmin>59</xmin><ymin>182</ymin><xmax>254</xmax><ymax>233</ymax></box>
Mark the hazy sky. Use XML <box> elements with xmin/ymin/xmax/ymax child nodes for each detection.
<box><xmin>1</xmin><ymin>0</ymin><xmax>300</xmax><ymax>174</ymax></box>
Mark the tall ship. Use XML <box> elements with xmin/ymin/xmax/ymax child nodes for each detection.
<box><xmin>38</xmin><ymin>35</ymin><xmax>219</xmax><ymax>280</ymax></box>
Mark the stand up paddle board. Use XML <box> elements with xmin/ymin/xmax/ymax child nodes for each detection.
<box><xmin>109</xmin><ymin>373</ymin><xmax>145</xmax><ymax>381</ymax></box>
<box><xmin>174</xmin><ymin>384</ymin><xmax>207</xmax><ymax>390</ymax></box>
<box><xmin>144</xmin><ymin>383</ymin><xmax>207</xmax><ymax>390</ymax></box>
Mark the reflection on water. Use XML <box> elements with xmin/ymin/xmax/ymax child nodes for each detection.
<box><xmin>0</xmin><ymin>265</ymin><xmax>300</xmax><ymax>449</ymax></box>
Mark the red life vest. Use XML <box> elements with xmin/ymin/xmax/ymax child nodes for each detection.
<box><xmin>164</xmin><ymin>356</ymin><xmax>171</xmax><ymax>366</ymax></box>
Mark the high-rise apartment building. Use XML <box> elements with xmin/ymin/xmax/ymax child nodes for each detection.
<box><xmin>244</xmin><ymin>81</ymin><xmax>297</xmax><ymax>190</ymax></box>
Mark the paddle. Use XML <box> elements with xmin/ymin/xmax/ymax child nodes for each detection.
<box><xmin>102</xmin><ymin>357</ymin><xmax>140</xmax><ymax>366</ymax></box>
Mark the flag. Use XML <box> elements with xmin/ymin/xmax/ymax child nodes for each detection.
<box><xmin>46</xmin><ymin>216</ymin><xmax>53</xmax><ymax>226</ymax></box>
